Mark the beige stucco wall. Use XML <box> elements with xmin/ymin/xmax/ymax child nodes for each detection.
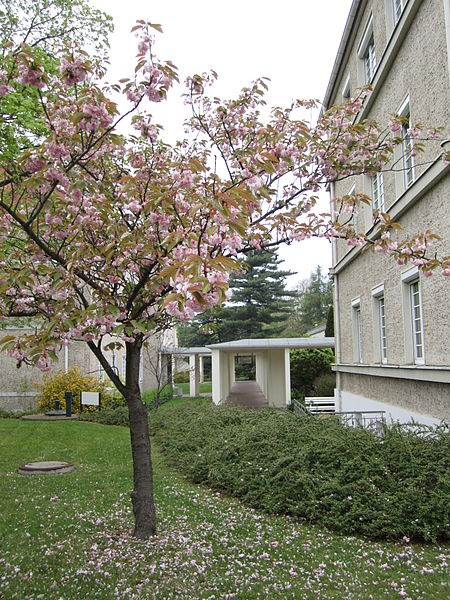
<box><xmin>340</xmin><ymin>372</ymin><xmax>449</xmax><ymax>420</ymax></box>
<box><xmin>0</xmin><ymin>327</ymin><xmax>169</xmax><ymax>405</ymax></box>
<box><xmin>336</xmin><ymin>176</ymin><xmax>450</xmax><ymax>367</ymax></box>
<box><xmin>328</xmin><ymin>0</ymin><xmax>450</xmax><ymax>420</ymax></box>
<box><xmin>332</xmin><ymin>0</ymin><xmax>450</xmax><ymax>263</ymax></box>
<box><xmin>0</xmin><ymin>328</ymin><xmax>66</xmax><ymax>393</ymax></box>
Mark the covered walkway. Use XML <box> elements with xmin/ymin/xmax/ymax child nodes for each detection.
<box><xmin>208</xmin><ymin>337</ymin><xmax>335</xmax><ymax>408</ymax></box>
<box><xmin>161</xmin><ymin>337</ymin><xmax>335</xmax><ymax>409</ymax></box>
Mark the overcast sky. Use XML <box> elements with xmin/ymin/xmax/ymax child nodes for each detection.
<box><xmin>92</xmin><ymin>0</ymin><xmax>353</xmax><ymax>286</ymax></box>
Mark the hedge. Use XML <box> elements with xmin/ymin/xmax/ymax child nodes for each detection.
<box><xmin>149</xmin><ymin>404</ymin><xmax>449</xmax><ymax>542</ymax></box>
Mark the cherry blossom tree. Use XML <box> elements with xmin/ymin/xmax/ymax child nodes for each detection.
<box><xmin>0</xmin><ymin>22</ymin><xmax>448</xmax><ymax>538</ymax></box>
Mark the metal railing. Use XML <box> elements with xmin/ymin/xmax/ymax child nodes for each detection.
<box><xmin>292</xmin><ymin>399</ymin><xmax>385</xmax><ymax>430</ymax></box>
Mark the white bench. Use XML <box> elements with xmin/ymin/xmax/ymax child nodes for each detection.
<box><xmin>305</xmin><ymin>396</ymin><xmax>335</xmax><ymax>414</ymax></box>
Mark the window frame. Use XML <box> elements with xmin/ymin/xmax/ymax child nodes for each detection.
<box><xmin>342</xmin><ymin>74</ymin><xmax>351</xmax><ymax>102</ymax></box>
<box><xmin>399</xmin><ymin>96</ymin><xmax>415</xmax><ymax>188</ymax></box>
<box><xmin>358</xmin><ymin>15</ymin><xmax>377</xmax><ymax>84</ymax></box>
<box><xmin>409</xmin><ymin>280</ymin><xmax>424</xmax><ymax>363</ymax></box>
<box><xmin>401</xmin><ymin>266</ymin><xmax>425</xmax><ymax>365</ymax></box>
<box><xmin>371</xmin><ymin>172</ymin><xmax>385</xmax><ymax>212</ymax></box>
<box><xmin>352</xmin><ymin>297</ymin><xmax>363</xmax><ymax>363</ymax></box>
<box><xmin>372</xmin><ymin>284</ymin><xmax>387</xmax><ymax>364</ymax></box>
<box><xmin>393</xmin><ymin>0</ymin><xmax>408</xmax><ymax>25</ymax></box>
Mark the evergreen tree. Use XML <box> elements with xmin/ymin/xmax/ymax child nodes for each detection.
<box><xmin>325</xmin><ymin>304</ymin><xmax>335</xmax><ymax>337</ymax></box>
<box><xmin>177</xmin><ymin>249</ymin><xmax>295</xmax><ymax>344</ymax></box>
<box><xmin>177</xmin><ymin>310</ymin><xmax>220</xmax><ymax>347</ymax></box>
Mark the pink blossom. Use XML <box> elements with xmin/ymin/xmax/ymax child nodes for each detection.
<box><xmin>10</xmin><ymin>345</ymin><xmax>24</xmax><ymax>362</ymax></box>
<box><xmin>44</xmin><ymin>168</ymin><xmax>69</xmax><ymax>190</ymax></box>
<box><xmin>60</xmin><ymin>57</ymin><xmax>87</xmax><ymax>85</ymax></box>
<box><xmin>36</xmin><ymin>353</ymin><xmax>52</xmax><ymax>372</ymax></box>
<box><xmin>16</xmin><ymin>62</ymin><xmax>45</xmax><ymax>89</ymax></box>
<box><xmin>407</xmin><ymin>127</ymin><xmax>420</xmax><ymax>139</ymax></box>
<box><xmin>25</xmin><ymin>155</ymin><xmax>46</xmax><ymax>173</ymax></box>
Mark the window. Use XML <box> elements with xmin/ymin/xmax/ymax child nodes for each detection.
<box><xmin>358</xmin><ymin>16</ymin><xmax>377</xmax><ymax>84</ymax></box>
<box><xmin>401</xmin><ymin>104</ymin><xmax>414</xmax><ymax>188</ymax></box>
<box><xmin>394</xmin><ymin>96</ymin><xmax>415</xmax><ymax>195</ymax></box>
<box><xmin>410</xmin><ymin>281</ymin><xmax>424</xmax><ymax>362</ymax></box>
<box><xmin>371</xmin><ymin>172</ymin><xmax>385</xmax><ymax>212</ymax></box>
<box><xmin>401</xmin><ymin>266</ymin><xmax>425</xmax><ymax>364</ymax></box>
<box><xmin>342</xmin><ymin>74</ymin><xmax>351</xmax><ymax>102</ymax></box>
<box><xmin>364</xmin><ymin>37</ymin><xmax>377</xmax><ymax>82</ymax></box>
<box><xmin>393</xmin><ymin>0</ymin><xmax>408</xmax><ymax>24</ymax></box>
<box><xmin>372</xmin><ymin>284</ymin><xmax>387</xmax><ymax>363</ymax></box>
<box><xmin>352</xmin><ymin>298</ymin><xmax>363</xmax><ymax>363</ymax></box>
<box><xmin>347</xmin><ymin>184</ymin><xmax>359</xmax><ymax>231</ymax></box>
<box><xmin>379</xmin><ymin>297</ymin><xmax>387</xmax><ymax>362</ymax></box>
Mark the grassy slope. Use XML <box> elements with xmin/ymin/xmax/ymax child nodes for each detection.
<box><xmin>175</xmin><ymin>381</ymin><xmax>212</xmax><ymax>395</ymax></box>
<box><xmin>0</xmin><ymin>418</ymin><xmax>448</xmax><ymax>599</ymax></box>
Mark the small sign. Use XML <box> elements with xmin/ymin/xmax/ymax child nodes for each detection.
<box><xmin>80</xmin><ymin>391</ymin><xmax>101</xmax><ymax>413</ymax></box>
<box><xmin>81</xmin><ymin>391</ymin><xmax>100</xmax><ymax>406</ymax></box>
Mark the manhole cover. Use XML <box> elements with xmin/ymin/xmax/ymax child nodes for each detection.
<box><xmin>18</xmin><ymin>461</ymin><xmax>74</xmax><ymax>475</ymax></box>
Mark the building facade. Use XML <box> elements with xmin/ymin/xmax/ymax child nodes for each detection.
<box><xmin>0</xmin><ymin>326</ymin><xmax>176</xmax><ymax>411</ymax></box>
<box><xmin>324</xmin><ymin>0</ymin><xmax>450</xmax><ymax>424</ymax></box>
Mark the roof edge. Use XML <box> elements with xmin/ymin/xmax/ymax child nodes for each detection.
<box><xmin>322</xmin><ymin>0</ymin><xmax>364</xmax><ymax>110</ymax></box>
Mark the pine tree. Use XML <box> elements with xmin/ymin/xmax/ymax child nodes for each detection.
<box><xmin>177</xmin><ymin>249</ymin><xmax>296</xmax><ymax>344</ymax></box>
<box><xmin>325</xmin><ymin>304</ymin><xmax>335</xmax><ymax>337</ymax></box>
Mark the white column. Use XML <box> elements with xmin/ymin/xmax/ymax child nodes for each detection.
<box><xmin>212</xmin><ymin>349</ymin><xmax>231</xmax><ymax>405</ymax></box>
<box><xmin>255</xmin><ymin>351</ymin><xmax>268</xmax><ymax>397</ymax></box>
<box><xmin>189</xmin><ymin>353</ymin><xmax>200</xmax><ymax>397</ymax></box>
<box><xmin>229</xmin><ymin>353</ymin><xmax>236</xmax><ymax>385</ymax></box>
<box><xmin>211</xmin><ymin>350</ymin><xmax>221</xmax><ymax>405</ymax></box>
<box><xmin>284</xmin><ymin>348</ymin><xmax>291</xmax><ymax>406</ymax></box>
<box><xmin>199</xmin><ymin>355</ymin><xmax>204</xmax><ymax>383</ymax></box>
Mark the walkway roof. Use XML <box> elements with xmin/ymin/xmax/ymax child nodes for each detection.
<box><xmin>160</xmin><ymin>346</ymin><xmax>212</xmax><ymax>355</ymax></box>
<box><xmin>207</xmin><ymin>337</ymin><xmax>335</xmax><ymax>351</ymax></box>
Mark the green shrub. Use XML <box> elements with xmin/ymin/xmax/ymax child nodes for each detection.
<box><xmin>174</xmin><ymin>371</ymin><xmax>189</xmax><ymax>384</ymax></box>
<box><xmin>36</xmin><ymin>366</ymin><xmax>111</xmax><ymax>413</ymax></box>
<box><xmin>290</xmin><ymin>348</ymin><xmax>334</xmax><ymax>399</ymax></box>
<box><xmin>80</xmin><ymin>406</ymin><xmax>129</xmax><ymax>426</ymax></box>
<box><xmin>101</xmin><ymin>392</ymin><xmax>127</xmax><ymax>410</ymax></box>
<box><xmin>0</xmin><ymin>408</ymin><xmax>23</xmax><ymax>419</ymax></box>
<box><xmin>142</xmin><ymin>384</ymin><xmax>173</xmax><ymax>409</ymax></box>
<box><xmin>150</xmin><ymin>404</ymin><xmax>450</xmax><ymax>542</ymax></box>
<box><xmin>310</xmin><ymin>372</ymin><xmax>336</xmax><ymax>397</ymax></box>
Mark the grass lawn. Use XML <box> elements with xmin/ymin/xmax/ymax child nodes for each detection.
<box><xmin>0</xmin><ymin>417</ymin><xmax>448</xmax><ymax>599</ymax></box>
<box><xmin>176</xmin><ymin>381</ymin><xmax>212</xmax><ymax>395</ymax></box>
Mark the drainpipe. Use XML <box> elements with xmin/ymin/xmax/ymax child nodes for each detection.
<box><xmin>330</xmin><ymin>180</ymin><xmax>342</xmax><ymax>411</ymax></box>
<box><xmin>444</xmin><ymin>0</ymin><xmax>450</xmax><ymax>77</ymax></box>
<box><xmin>64</xmin><ymin>344</ymin><xmax>68</xmax><ymax>374</ymax></box>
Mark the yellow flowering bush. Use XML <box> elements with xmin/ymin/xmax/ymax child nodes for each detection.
<box><xmin>36</xmin><ymin>366</ymin><xmax>109</xmax><ymax>413</ymax></box>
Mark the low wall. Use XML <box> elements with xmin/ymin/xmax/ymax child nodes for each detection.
<box><xmin>0</xmin><ymin>392</ymin><xmax>38</xmax><ymax>413</ymax></box>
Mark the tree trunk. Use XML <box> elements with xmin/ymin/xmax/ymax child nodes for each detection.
<box><xmin>125</xmin><ymin>342</ymin><xmax>157</xmax><ymax>539</ymax></box>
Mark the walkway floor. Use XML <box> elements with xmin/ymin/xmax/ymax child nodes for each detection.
<box><xmin>223</xmin><ymin>381</ymin><xmax>268</xmax><ymax>408</ymax></box>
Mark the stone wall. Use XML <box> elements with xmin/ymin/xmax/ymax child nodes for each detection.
<box><xmin>0</xmin><ymin>392</ymin><xmax>38</xmax><ymax>413</ymax></box>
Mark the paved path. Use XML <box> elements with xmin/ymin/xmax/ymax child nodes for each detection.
<box><xmin>22</xmin><ymin>414</ymin><xmax>79</xmax><ymax>421</ymax></box>
<box><xmin>223</xmin><ymin>381</ymin><xmax>268</xmax><ymax>408</ymax></box>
